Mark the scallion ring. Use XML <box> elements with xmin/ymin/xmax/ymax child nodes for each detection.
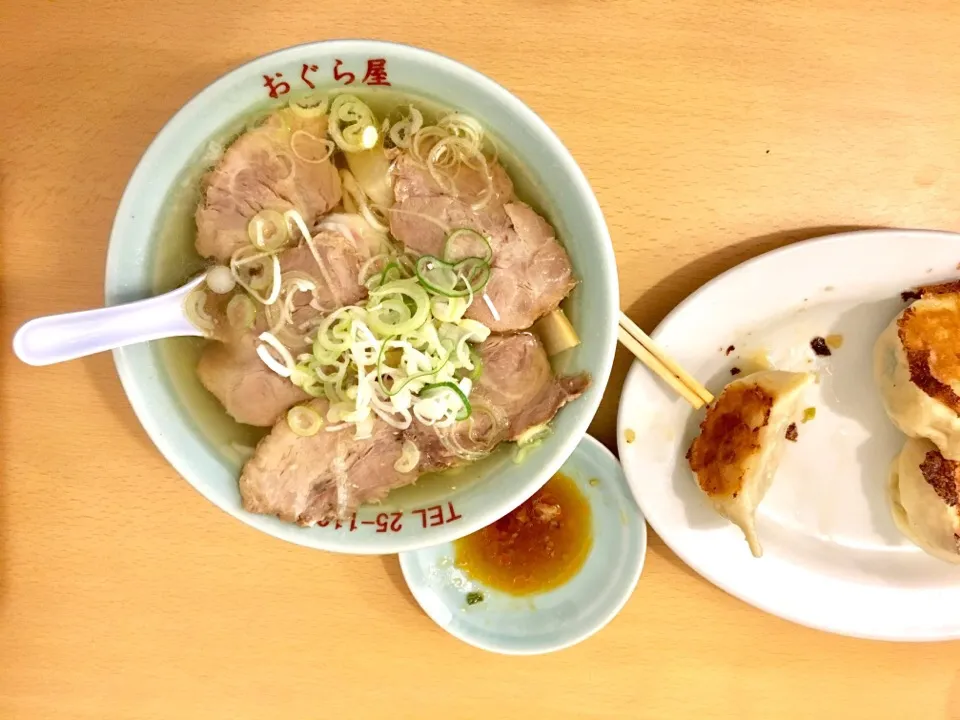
<box><xmin>453</xmin><ymin>257</ymin><xmax>491</xmax><ymax>292</ymax></box>
<box><xmin>290</xmin><ymin>130</ymin><xmax>334</xmax><ymax>165</ymax></box>
<box><xmin>289</xmin><ymin>96</ymin><xmax>329</xmax><ymax>118</ymax></box>
<box><xmin>183</xmin><ymin>288</ymin><xmax>216</xmax><ymax>333</ymax></box>
<box><xmin>376</xmin><ymin>337</ymin><xmax>452</xmax><ymax>397</ymax></box>
<box><xmin>286</xmin><ymin>405</ymin><xmax>323</xmax><ymax>437</ymax></box>
<box><xmin>328</xmin><ymin>94</ymin><xmax>379</xmax><ymax>153</ymax></box>
<box><xmin>443</xmin><ymin>228</ymin><xmax>493</xmax><ymax>264</ymax></box>
<box><xmin>247</xmin><ymin>209</ymin><xmax>289</xmax><ymax>251</ymax></box>
<box><xmin>291</xmin><ymin>364</ymin><xmax>326</xmax><ymax>398</ymax></box>
<box><xmin>393</xmin><ymin>438</ymin><xmax>421</xmax><ymax>473</ymax></box>
<box><xmin>367</xmin><ymin>279</ymin><xmax>430</xmax><ymax>336</ymax></box>
<box><xmin>415</xmin><ymin>256</ymin><xmax>463</xmax><ymax>297</ymax></box>
<box><xmin>257</xmin><ymin>331</ymin><xmax>295</xmax><ymax>377</ymax></box>
<box><xmin>420</xmin><ymin>381</ymin><xmax>472</xmax><ymax>421</ymax></box>
<box><xmin>415</xmin><ymin>255</ymin><xmax>491</xmax><ymax>297</ymax></box>
<box><xmin>455</xmin><ymin>348</ymin><xmax>483</xmax><ymax>381</ymax></box>
<box><xmin>226</xmin><ymin>294</ymin><xmax>256</xmax><ymax>330</ymax></box>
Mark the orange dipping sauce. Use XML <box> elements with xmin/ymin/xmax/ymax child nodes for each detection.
<box><xmin>454</xmin><ymin>472</ymin><xmax>593</xmax><ymax>595</ymax></box>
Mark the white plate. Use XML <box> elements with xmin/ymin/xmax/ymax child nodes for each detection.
<box><xmin>618</xmin><ymin>229</ymin><xmax>960</xmax><ymax>641</ymax></box>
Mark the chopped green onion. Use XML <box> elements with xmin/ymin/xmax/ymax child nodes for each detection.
<box><xmin>378</xmin><ymin>262</ymin><xmax>403</xmax><ymax>285</ymax></box>
<box><xmin>247</xmin><ymin>209</ymin><xmax>289</xmax><ymax>251</ymax></box>
<box><xmin>421</xmin><ymin>381</ymin><xmax>472</xmax><ymax>421</ymax></box>
<box><xmin>291</xmin><ymin>364</ymin><xmax>326</xmax><ymax>398</ymax></box>
<box><xmin>516</xmin><ymin>423</ymin><xmax>551</xmax><ymax>446</ymax></box>
<box><xmin>453</xmin><ymin>258</ymin><xmax>490</xmax><ymax>292</ymax></box>
<box><xmin>226</xmin><ymin>294</ymin><xmax>256</xmax><ymax>330</ymax></box>
<box><xmin>393</xmin><ymin>439</ymin><xmax>421</xmax><ymax>473</ymax></box>
<box><xmin>184</xmin><ymin>288</ymin><xmax>216</xmax><ymax>333</ymax></box>
<box><xmin>290</xmin><ymin>130</ymin><xmax>334</xmax><ymax>165</ymax></box>
<box><xmin>245</xmin><ymin>262</ymin><xmax>272</xmax><ymax>291</ymax></box>
<box><xmin>367</xmin><ymin>279</ymin><xmax>430</xmax><ymax>336</ymax></box>
<box><xmin>376</xmin><ymin>337</ymin><xmax>451</xmax><ymax>397</ymax></box>
<box><xmin>431</xmin><ymin>296</ymin><xmax>468</xmax><ymax>323</ymax></box>
<box><xmin>415</xmin><ymin>255</ymin><xmax>458</xmax><ymax>295</ymax></box>
<box><xmin>458</xmin><ymin>318</ymin><xmax>491</xmax><ymax>341</ymax></box>
<box><xmin>443</xmin><ymin>228</ymin><xmax>493</xmax><ymax>263</ymax></box>
<box><xmin>328</xmin><ymin>94</ymin><xmax>379</xmax><ymax>153</ymax></box>
<box><xmin>388</xmin><ymin>106</ymin><xmax>424</xmax><ymax>149</ymax></box>
<box><xmin>230</xmin><ymin>248</ymin><xmax>282</xmax><ymax>304</ymax></box>
<box><xmin>267</xmin><ymin>239</ymin><xmax>492</xmax><ymax>437</ymax></box>
<box><xmin>513</xmin><ymin>424</ymin><xmax>550</xmax><ymax>463</ymax></box>
<box><xmin>311</xmin><ymin>359</ymin><xmax>348</xmax><ymax>383</ymax></box>
<box><xmin>257</xmin><ymin>331</ymin><xmax>296</xmax><ymax>377</ymax></box>
<box><xmin>287</xmin><ymin>405</ymin><xmax>323</xmax><ymax>436</ymax></box>
<box><xmin>359</xmin><ymin>253</ymin><xmax>392</xmax><ymax>287</ymax></box>
<box><xmin>313</xmin><ymin>306</ymin><xmax>360</xmax><ymax>356</ymax></box>
<box><xmin>469</xmin><ymin>360</ymin><xmax>483</xmax><ymax>381</ymax></box>
<box><xmin>468</xmin><ymin>349</ymin><xmax>483</xmax><ymax>380</ymax></box>
<box><xmin>415</xmin><ymin>256</ymin><xmax>490</xmax><ymax>297</ymax></box>
<box><xmin>397</xmin><ymin>253</ymin><xmax>417</xmax><ymax>277</ymax></box>
<box><xmin>289</xmin><ymin>96</ymin><xmax>328</xmax><ymax>118</ymax></box>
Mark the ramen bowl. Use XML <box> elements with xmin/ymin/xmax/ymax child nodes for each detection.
<box><xmin>105</xmin><ymin>40</ymin><xmax>618</xmax><ymax>553</ymax></box>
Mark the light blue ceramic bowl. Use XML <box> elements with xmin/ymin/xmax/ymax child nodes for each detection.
<box><xmin>399</xmin><ymin>435</ymin><xmax>646</xmax><ymax>654</ymax></box>
<box><xmin>105</xmin><ymin>41</ymin><xmax>619</xmax><ymax>553</ymax></box>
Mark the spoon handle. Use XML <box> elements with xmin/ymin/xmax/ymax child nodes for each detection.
<box><xmin>13</xmin><ymin>279</ymin><xmax>206</xmax><ymax>366</ymax></box>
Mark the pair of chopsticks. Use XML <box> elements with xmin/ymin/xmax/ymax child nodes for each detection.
<box><xmin>618</xmin><ymin>312</ymin><xmax>714</xmax><ymax>409</ymax></box>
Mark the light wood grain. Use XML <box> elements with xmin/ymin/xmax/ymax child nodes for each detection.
<box><xmin>2</xmin><ymin>1</ymin><xmax>960</xmax><ymax>718</ymax></box>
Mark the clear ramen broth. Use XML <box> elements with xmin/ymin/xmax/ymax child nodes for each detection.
<box><xmin>150</xmin><ymin>86</ymin><xmax>581</xmax><ymax>503</ymax></box>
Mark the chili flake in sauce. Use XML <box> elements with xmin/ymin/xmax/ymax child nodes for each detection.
<box><xmin>453</xmin><ymin>473</ymin><xmax>593</xmax><ymax>595</ymax></box>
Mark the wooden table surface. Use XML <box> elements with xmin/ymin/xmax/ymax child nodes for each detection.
<box><xmin>3</xmin><ymin>1</ymin><xmax>960</xmax><ymax>718</ymax></box>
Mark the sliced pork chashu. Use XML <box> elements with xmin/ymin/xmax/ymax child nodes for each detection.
<box><xmin>196</xmin><ymin>109</ymin><xmax>342</xmax><ymax>262</ymax></box>
<box><xmin>197</xmin><ymin>331</ymin><xmax>310</xmax><ymax>428</ymax></box>
<box><xmin>388</xmin><ymin>152</ymin><xmax>575</xmax><ymax>332</ymax></box>
<box><xmin>408</xmin><ymin>332</ymin><xmax>590</xmax><ymax>473</ymax></box>
<box><xmin>467</xmin><ymin>202</ymin><xmax>577</xmax><ymax>332</ymax></box>
<box><xmin>471</xmin><ymin>332</ymin><xmax>588</xmax><ymax>438</ymax></box>
<box><xmin>239</xmin><ymin>333</ymin><xmax>590</xmax><ymax>522</ymax></box>
<box><xmin>240</xmin><ymin>399</ymin><xmax>416</xmax><ymax>525</ymax></box>
<box><xmin>391</xmin><ymin>151</ymin><xmax>515</xmax><ymax>207</ymax></box>
<box><xmin>389</xmin><ymin>151</ymin><xmax>515</xmax><ymax>255</ymax></box>
<box><xmin>197</xmin><ymin>230</ymin><xmax>371</xmax><ymax>427</ymax></box>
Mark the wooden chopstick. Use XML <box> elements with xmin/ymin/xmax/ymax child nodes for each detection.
<box><xmin>618</xmin><ymin>312</ymin><xmax>714</xmax><ymax>409</ymax></box>
<box><xmin>617</xmin><ymin>327</ymin><xmax>705</xmax><ymax>409</ymax></box>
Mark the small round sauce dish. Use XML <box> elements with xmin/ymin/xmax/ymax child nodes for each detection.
<box><xmin>399</xmin><ymin>434</ymin><xmax>646</xmax><ymax>655</ymax></box>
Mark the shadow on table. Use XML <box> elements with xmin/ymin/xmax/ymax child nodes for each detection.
<box><xmin>646</xmin><ymin>528</ymin><xmax>706</xmax><ymax>585</ymax></box>
<box><xmin>380</xmin><ymin>555</ymin><xmax>424</xmax><ymax>614</ymax></box>
<box><xmin>81</xmin><ymin>353</ymin><xmax>160</xmax><ymax>458</ymax></box>
<box><xmin>624</xmin><ymin>224</ymin><xmax>886</xmax><ymax>329</ymax></box>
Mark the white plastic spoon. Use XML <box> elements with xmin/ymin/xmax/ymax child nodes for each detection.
<box><xmin>13</xmin><ymin>275</ymin><xmax>208</xmax><ymax>367</ymax></box>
